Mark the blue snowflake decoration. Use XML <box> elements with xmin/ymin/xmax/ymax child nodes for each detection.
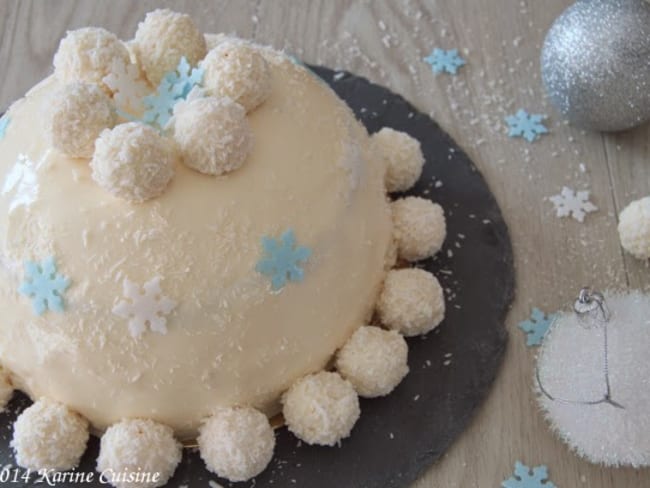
<box><xmin>502</xmin><ymin>462</ymin><xmax>556</xmax><ymax>488</ymax></box>
<box><xmin>0</xmin><ymin>115</ymin><xmax>10</xmax><ymax>140</ymax></box>
<box><xmin>423</xmin><ymin>48</ymin><xmax>466</xmax><ymax>75</ymax></box>
<box><xmin>142</xmin><ymin>56</ymin><xmax>204</xmax><ymax>129</ymax></box>
<box><xmin>19</xmin><ymin>257</ymin><xmax>70</xmax><ymax>316</ymax></box>
<box><xmin>256</xmin><ymin>229</ymin><xmax>312</xmax><ymax>291</ymax></box>
<box><xmin>518</xmin><ymin>308</ymin><xmax>556</xmax><ymax>347</ymax></box>
<box><xmin>506</xmin><ymin>109</ymin><xmax>548</xmax><ymax>142</ymax></box>
<box><xmin>164</xmin><ymin>56</ymin><xmax>204</xmax><ymax>99</ymax></box>
<box><xmin>142</xmin><ymin>78</ymin><xmax>177</xmax><ymax>128</ymax></box>
<box><xmin>288</xmin><ymin>54</ymin><xmax>304</xmax><ymax>66</ymax></box>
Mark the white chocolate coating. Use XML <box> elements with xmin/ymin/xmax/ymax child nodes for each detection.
<box><xmin>0</xmin><ymin>48</ymin><xmax>391</xmax><ymax>439</ymax></box>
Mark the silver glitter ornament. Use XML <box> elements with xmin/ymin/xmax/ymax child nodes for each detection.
<box><xmin>541</xmin><ymin>0</ymin><xmax>650</xmax><ymax>132</ymax></box>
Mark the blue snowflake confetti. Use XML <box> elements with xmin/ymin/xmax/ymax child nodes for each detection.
<box><xmin>142</xmin><ymin>56</ymin><xmax>203</xmax><ymax>129</ymax></box>
<box><xmin>0</xmin><ymin>115</ymin><xmax>10</xmax><ymax>140</ymax></box>
<box><xmin>518</xmin><ymin>308</ymin><xmax>556</xmax><ymax>347</ymax></box>
<box><xmin>256</xmin><ymin>229</ymin><xmax>312</xmax><ymax>291</ymax></box>
<box><xmin>423</xmin><ymin>48</ymin><xmax>466</xmax><ymax>75</ymax></box>
<box><xmin>165</xmin><ymin>56</ymin><xmax>204</xmax><ymax>99</ymax></box>
<box><xmin>506</xmin><ymin>109</ymin><xmax>548</xmax><ymax>142</ymax></box>
<box><xmin>19</xmin><ymin>257</ymin><xmax>70</xmax><ymax>316</ymax></box>
<box><xmin>502</xmin><ymin>462</ymin><xmax>556</xmax><ymax>488</ymax></box>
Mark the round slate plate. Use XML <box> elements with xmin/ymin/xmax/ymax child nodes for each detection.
<box><xmin>0</xmin><ymin>66</ymin><xmax>514</xmax><ymax>488</ymax></box>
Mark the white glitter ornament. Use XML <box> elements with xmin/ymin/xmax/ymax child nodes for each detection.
<box><xmin>541</xmin><ymin>0</ymin><xmax>650</xmax><ymax>131</ymax></box>
<box><xmin>536</xmin><ymin>288</ymin><xmax>650</xmax><ymax>467</ymax></box>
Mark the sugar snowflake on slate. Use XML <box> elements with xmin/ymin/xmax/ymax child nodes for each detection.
<box><xmin>256</xmin><ymin>229</ymin><xmax>312</xmax><ymax>291</ymax></box>
<box><xmin>19</xmin><ymin>257</ymin><xmax>70</xmax><ymax>315</ymax></box>
<box><xmin>112</xmin><ymin>277</ymin><xmax>176</xmax><ymax>338</ymax></box>
<box><xmin>103</xmin><ymin>59</ymin><xmax>150</xmax><ymax>115</ymax></box>
<box><xmin>549</xmin><ymin>186</ymin><xmax>598</xmax><ymax>223</ymax></box>
<box><xmin>502</xmin><ymin>462</ymin><xmax>556</xmax><ymax>488</ymax></box>
<box><xmin>506</xmin><ymin>109</ymin><xmax>548</xmax><ymax>142</ymax></box>
<box><xmin>423</xmin><ymin>48</ymin><xmax>466</xmax><ymax>75</ymax></box>
<box><xmin>0</xmin><ymin>115</ymin><xmax>10</xmax><ymax>140</ymax></box>
<box><xmin>518</xmin><ymin>308</ymin><xmax>556</xmax><ymax>347</ymax></box>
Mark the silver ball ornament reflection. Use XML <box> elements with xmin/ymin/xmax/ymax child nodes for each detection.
<box><xmin>541</xmin><ymin>0</ymin><xmax>650</xmax><ymax>132</ymax></box>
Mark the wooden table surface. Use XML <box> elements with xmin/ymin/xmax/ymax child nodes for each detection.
<box><xmin>1</xmin><ymin>1</ymin><xmax>649</xmax><ymax>487</ymax></box>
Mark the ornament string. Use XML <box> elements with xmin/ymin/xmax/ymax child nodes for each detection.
<box><xmin>536</xmin><ymin>287</ymin><xmax>625</xmax><ymax>409</ymax></box>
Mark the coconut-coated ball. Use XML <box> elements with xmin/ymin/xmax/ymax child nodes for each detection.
<box><xmin>173</xmin><ymin>96</ymin><xmax>252</xmax><ymax>175</ymax></box>
<box><xmin>11</xmin><ymin>398</ymin><xmax>89</xmax><ymax>471</ymax></box>
<box><xmin>385</xmin><ymin>236</ymin><xmax>398</xmax><ymax>270</ymax></box>
<box><xmin>201</xmin><ymin>40</ymin><xmax>272</xmax><ymax>112</ymax></box>
<box><xmin>91</xmin><ymin>122</ymin><xmax>176</xmax><ymax>202</ymax></box>
<box><xmin>97</xmin><ymin>418</ymin><xmax>181</xmax><ymax>488</ymax></box>
<box><xmin>372</xmin><ymin>127</ymin><xmax>424</xmax><ymax>193</ymax></box>
<box><xmin>336</xmin><ymin>326</ymin><xmax>409</xmax><ymax>398</ymax></box>
<box><xmin>392</xmin><ymin>197</ymin><xmax>446</xmax><ymax>261</ymax></box>
<box><xmin>198</xmin><ymin>407</ymin><xmax>275</xmax><ymax>482</ymax></box>
<box><xmin>204</xmin><ymin>33</ymin><xmax>231</xmax><ymax>51</ymax></box>
<box><xmin>377</xmin><ymin>268</ymin><xmax>445</xmax><ymax>337</ymax></box>
<box><xmin>0</xmin><ymin>366</ymin><xmax>13</xmax><ymax>410</ymax></box>
<box><xmin>53</xmin><ymin>27</ymin><xmax>131</xmax><ymax>89</ymax></box>
<box><xmin>133</xmin><ymin>9</ymin><xmax>207</xmax><ymax>86</ymax></box>
<box><xmin>48</xmin><ymin>82</ymin><xmax>116</xmax><ymax>158</ymax></box>
<box><xmin>282</xmin><ymin>371</ymin><xmax>360</xmax><ymax>446</ymax></box>
<box><xmin>618</xmin><ymin>197</ymin><xmax>650</xmax><ymax>260</ymax></box>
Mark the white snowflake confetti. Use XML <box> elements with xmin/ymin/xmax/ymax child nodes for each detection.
<box><xmin>112</xmin><ymin>276</ymin><xmax>176</xmax><ymax>338</ymax></box>
<box><xmin>549</xmin><ymin>187</ymin><xmax>597</xmax><ymax>223</ymax></box>
<box><xmin>103</xmin><ymin>59</ymin><xmax>150</xmax><ymax>115</ymax></box>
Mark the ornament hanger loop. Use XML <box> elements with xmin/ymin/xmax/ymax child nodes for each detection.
<box><xmin>574</xmin><ymin>287</ymin><xmax>610</xmax><ymax>325</ymax></box>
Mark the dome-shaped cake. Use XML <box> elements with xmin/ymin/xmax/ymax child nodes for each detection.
<box><xmin>0</xmin><ymin>9</ymin><xmax>447</xmax><ymax>485</ymax></box>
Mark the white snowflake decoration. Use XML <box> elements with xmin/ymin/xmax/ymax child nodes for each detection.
<box><xmin>103</xmin><ymin>59</ymin><xmax>150</xmax><ymax>115</ymax></box>
<box><xmin>112</xmin><ymin>277</ymin><xmax>176</xmax><ymax>338</ymax></box>
<box><xmin>549</xmin><ymin>187</ymin><xmax>597</xmax><ymax>223</ymax></box>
